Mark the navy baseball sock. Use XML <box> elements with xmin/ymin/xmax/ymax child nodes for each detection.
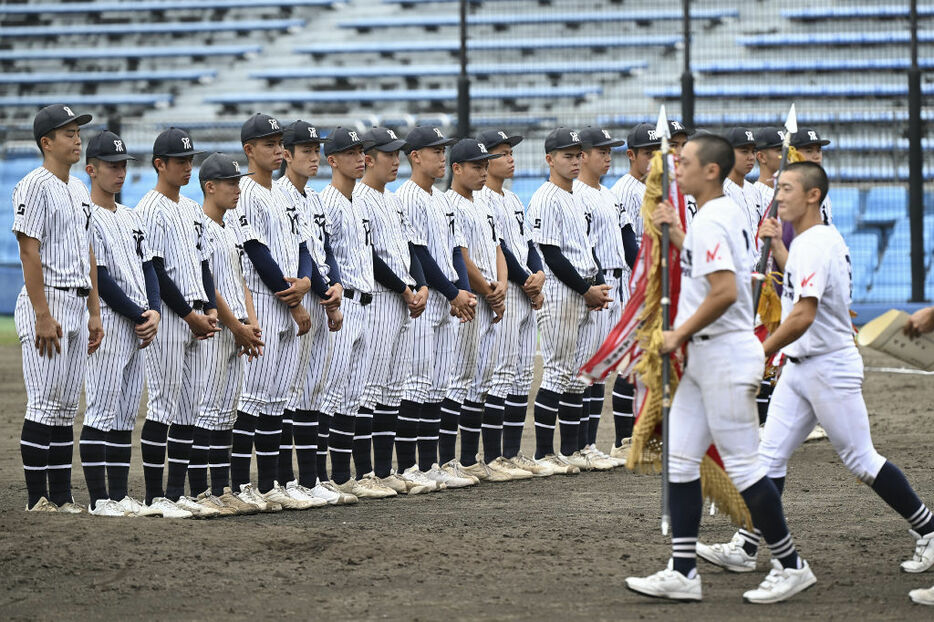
<box><xmin>741</xmin><ymin>477</ymin><xmax>800</xmax><ymax>570</ymax></box>
<box><xmin>187</xmin><ymin>426</ymin><xmax>211</xmax><ymax>496</ymax></box>
<box><xmin>105</xmin><ymin>429</ymin><xmax>132</xmax><ymax>502</ymax></box>
<box><xmin>79</xmin><ymin>425</ymin><xmax>108</xmax><ymax>506</ymax></box>
<box><xmin>21</xmin><ymin>419</ymin><xmax>52</xmax><ymax>508</ymax></box>
<box><xmin>317</xmin><ymin>412</ymin><xmax>331</xmax><ymax>481</ymax></box>
<box><xmin>254</xmin><ymin>414</ymin><xmax>282</xmax><ymax>494</ymax></box>
<box><xmin>230</xmin><ymin>410</ymin><xmax>256</xmax><ymax>490</ymax></box>
<box><xmin>372</xmin><ymin>403</ymin><xmax>397</xmax><ymax>479</ymax></box>
<box><xmin>457</xmin><ymin>400</ymin><xmax>483</xmax><ymax>466</ymax></box>
<box><xmin>209</xmin><ymin>429</ymin><xmax>233</xmax><ymax>497</ymax></box>
<box><xmin>756</xmin><ymin>378</ymin><xmax>773</xmax><ymax>426</ymax></box>
<box><xmin>48</xmin><ymin>424</ymin><xmax>75</xmax><ymax>507</ymax></box>
<box><xmin>669</xmin><ymin>479</ymin><xmax>703</xmax><ymax>577</ymax></box>
<box><xmin>738</xmin><ymin>477</ymin><xmax>786</xmax><ymax>556</ymax></box>
<box><xmin>278</xmin><ymin>411</ymin><xmax>295</xmax><ymax>485</ymax></box>
<box><xmin>165</xmin><ymin>423</ymin><xmax>194</xmax><ymax>501</ymax></box>
<box><xmin>871</xmin><ymin>461</ymin><xmax>934</xmax><ymax>536</ymax></box>
<box><xmin>140</xmin><ymin>419</ymin><xmax>169</xmax><ymax>504</ymax></box>
<box><xmin>558</xmin><ymin>392</ymin><xmax>583</xmax><ymax>457</ymax></box>
<box><xmin>292</xmin><ymin>409</ymin><xmax>318</xmax><ymax>488</ymax></box>
<box><xmin>328</xmin><ymin>412</ymin><xmax>355</xmax><ymax>484</ymax></box>
<box><xmin>395</xmin><ymin>400</ymin><xmax>420</xmax><ymax>472</ymax></box>
<box><xmin>502</xmin><ymin>393</ymin><xmax>528</xmax><ymax>459</ymax></box>
<box><xmin>576</xmin><ymin>388</ymin><xmax>591</xmax><ymax>452</ymax></box>
<box><xmin>438</xmin><ymin>398</ymin><xmax>461</xmax><ymax>465</ymax></box>
<box><xmin>417</xmin><ymin>401</ymin><xmax>442</xmax><ymax>472</ymax></box>
<box><xmin>587</xmin><ymin>383</ymin><xmax>605</xmax><ymax>447</ymax></box>
<box><xmin>612</xmin><ymin>375</ymin><xmax>634</xmax><ymax>446</ymax></box>
<box><xmin>533</xmin><ymin>389</ymin><xmax>560</xmax><ymax>459</ymax></box>
<box><xmin>481</xmin><ymin>395</ymin><xmax>505</xmax><ymax>463</ymax></box>
<box><xmin>352</xmin><ymin>407</ymin><xmax>374</xmax><ymax>479</ymax></box>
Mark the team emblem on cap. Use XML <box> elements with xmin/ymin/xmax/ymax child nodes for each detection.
<box><xmin>232</xmin><ymin>161</ymin><xmax>241</xmax><ymax>174</ymax></box>
<box><xmin>433</xmin><ymin>128</ymin><xmax>444</xmax><ymax>138</ymax></box>
<box><xmin>745</xmin><ymin>131</ymin><xmax>754</xmax><ymax>142</ymax></box>
<box><xmin>63</xmin><ymin>106</ymin><xmax>75</xmax><ymax>117</ymax></box>
<box><xmin>602</xmin><ymin>130</ymin><xmax>612</xmax><ymax>139</ymax></box>
<box><xmin>569</xmin><ymin>131</ymin><xmax>580</xmax><ymax>143</ymax></box>
<box><xmin>348</xmin><ymin>130</ymin><xmax>360</xmax><ymax>142</ymax></box>
<box><xmin>647</xmin><ymin>129</ymin><xmax>659</xmax><ymax>140</ymax></box>
<box><xmin>777</xmin><ymin>130</ymin><xmax>786</xmax><ymax>139</ymax></box>
<box><xmin>113</xmin><ymin>140</ymin><xmax>124</xmax><ymax>152</ymax></box>
<box><xmin>308</xmin><ymin>126</ymin><xmax>318</xmax><ymax>139</ymax></box>
<box><xmin>181</xmin><ymin>137</ymin><xmax>192</xmax><ymax>150</ymax></box>
<box><xmin>808</xmin><ymin>131</ymin><xmax>818</xmax><ymax>141</ymax></box>
<box><xmin>478</xmin><ymin>142</ymin><xmax>488</xmax><ymax>153</ymax></box>
<box><xmin>268</xmin><ymin>119</ymin><xmax>280</xmax><ymax>131</ymax></box>
<box><xmin>671</xmin><ymin>121</ymin><xmax>684</xmax><ymax>131</ymax></box>
<box><xmin>498</xmin><ymin>131</ymin><xmax>509</xmax><ymax>140</ymax></box>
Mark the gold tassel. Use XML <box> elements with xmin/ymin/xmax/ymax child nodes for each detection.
<box><xmin>756</xmin><ymin>271</ymin><xmax>783</xmax><ymax>334</ymax></box>
<box><xmin>701</xmin><ymin>455</ymin><xmax>754</xmax><ymax>529</ymax></box>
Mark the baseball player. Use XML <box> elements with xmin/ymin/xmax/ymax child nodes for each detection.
<box><xmin>395</xmin><ymin>125</ymin><xmax>477</xmax><ymax>492</ymax></box>
<box><xmin>753</xmin><ymin>127</ymin><xmax>784</xmax><ymax>208</ymax></box>
<box><xmin>80</xmin><ymin>131</ymin><xmax>161</xmax><ymax>517</ymax></box>
<box><xmin>183</xmin><ymin>153</ymin><xmax>271</xmax><ymax>516</ymax></box>
<box><xmin>573</xmin><ymin>126</ymin><xmax>639</xmax><ymax>470</ymax></box>
<box><xmin>626</xmin><ymin>134</ymin><xmax>814</xmax><ymax>604</ymax></box>
<box><xmin>528</xmin><ymin>127</ymin><xmax>612</xmax><ymax>474</ymax></box>
<box><xmin>697</xmin><ymin>162</ymin><xmax>934</xmax><ymax>582</ymax></box>
<box><xmin>722</xmin><ymin>127</ymin><xmax>764</xmax><ymax>261</ymax></box>
<box><xmin>790</xmin><ymin>128</ymin><xmax>833</xmax><ymax>226</ymax></box>
<box><xmin>227</xmin><ymin>113</ymin><xmax>316</xmax><ymax>511</ymax></box>
<box><xmin>275</xmin><ymin>120</ymin><xmax>355</xmax><ymax>506</ymax></box>
<box><xmin>14</xmin><ymin>104</ymin><xmax>104</xmax><ymax>513</ymax></box>
<box><xmin>135</xmin><ymin>127</ymin><xmax>219</xmax><ymax>519</ymax></box>
<box><xmin>353</xmin><ymin>127</ymin><xmax>434</xmax><ymax>495</ymax></box>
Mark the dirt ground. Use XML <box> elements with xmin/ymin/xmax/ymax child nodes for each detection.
<box><xmin>0</xmin><ymin>344</ymin><xmax>931</xmax><ymax>621</ymax></box>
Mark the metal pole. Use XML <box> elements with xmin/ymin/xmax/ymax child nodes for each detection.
<box><xmin>456</xmin><ymin>0</ymin><xmax>470</xmax><ymax>139</ymax></box>
<box><xmin>908</xmin><ymin>0</ymin><xmax>925</xmax><ymax>301</ymax></box>
<box><xmin>680</xmin><ymin>0</ymin><xmax>694</xmax><ymax>128</ymax></box>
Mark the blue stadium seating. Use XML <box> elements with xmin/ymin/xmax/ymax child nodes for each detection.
<box><xmin>0</xmin><ymin>94</ymin><xmax>173</xmax><ymax>108</ymax></box>
<box><xmin>205</xmin><ymin>86</ymin><xmax>601</xmax><ymax>106</ymax></box>
<box><xmin>647</xmin><ymin>84</ymin><xmax>934</xmax><ymax>99</ymax></box>
<box><xmin>863</xmin><ymin>187</ymin><xmax>908</xmax><ymax>224</ymax></box>
<box><xmin>295</xmin><ymin>35</ymin><xmax>681</xmax><ymax>55</ymax></box>
<box><xmin>782</xmin><ymin>5</ymin><xmax>934</xmax><ymax>20</ymax></box>
<box><xmin>0</xmin><ymin>70</ymin><xmax>217</xmax><ymax>86</ymax></box>
<box><xmin>597</xmin><ymin>110</ymin><xmax>934</xmax><ymax>127</ymax></box>
<box><xmin>829</xmin><ymin>187</ymin><xmax>860</xmax><ymax>233</ymax></box>
<box><xmin>0</xmin><ymin>45</ymin><xmax>262</xmax><ymax>62</ymax></box>
<box><xmin>738</xmin><ymin>31</ymin><xmax>934</xmax><ymax>47</ymax></box>
<box><xmin>0</xmin><ymin>0</ymin><xmax>337</xmax><ymax>14</ymax></box>
<box><xmin>695</xmin><ymin>58</ymin><xmax>934</xmax><ymax>74</ymax></box>
<box><xmin>0</xmin><ymin>20</ymin><xmax>306</xmax><ymax>38</ymax></box>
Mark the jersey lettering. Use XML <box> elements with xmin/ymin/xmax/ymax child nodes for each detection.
<box><xmin>132</xmin><ymin>228</ymin><xmax>145</xmax><ymax>258</ymax></box>
<box><xmin>362</xmin><ymin>218</ymin><xmax>372</xmax><ymax>246</ymax></box>
<box><xmin>486</xmin><ymin>214</ymin><xmax>497</xmax><ymax>242</ymax></box>
<box><xmin>82</xmin><ymin>202</ymin><xmax>91</xmax><ymax>230</ymax></box>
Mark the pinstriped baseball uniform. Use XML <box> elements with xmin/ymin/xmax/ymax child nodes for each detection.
<box><xmin>228</xmin><ymin>176</ymin><xmax>304</xmax><ymax>417</ymax></box>
<box><xmin>13</xmin><ymin>167</ymin><xmax>93</xmax><ymax>426</ymax></box>
<box><xmin>354</xmin><ymin>182</ymin><xmax>414</xmax><ymax>410</ymax></box>
<box><xmin>84</xmin><ymin>203</ymin><xmax>151</xmax><ymax>433</ymax></box>
<box><xmin>528</xmin><ymin>181</ymin><xmax>599</xmax><ymax>394</ymax></box>
<box><xmin>724</xmin><ymin>178</ymin><xmax>764</xmax><ymax>252</ymax></box>
<box><xmin>319</xmin><ymin>183</ymin><xmax>374</xmax><ymax>416</ymax></box>
<box><xmin>396</xmin><ymin>179</ymin><xmax>460</xmax><ymax>404</ymax></box>
<box><xmin>136</xmin><ymin>189</ymin><xmax>210</xmax><ymax>426</ymax></box>
<box><xmin>610</xmin><ymin>172</ymin><xmax>646</xmax><ymax>242</ymax></box>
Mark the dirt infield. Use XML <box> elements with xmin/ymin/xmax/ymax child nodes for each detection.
<box><xmin>0</xmin><ymin>344</ymin><xmax>931</xmax><ymax>621</ymax></box>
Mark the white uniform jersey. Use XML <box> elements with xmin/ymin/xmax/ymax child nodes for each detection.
<box><xmin>610</xmin><ymin>173</ymin><xmax>646</xmax><ymax>241</ymax></box>
<box><xmin>780</xmin><ymin>225</ymin><xmax>854</xmax><ymax>358</ymax></box>
<box><xmin>754</xmin><ymin>180</ymin><xmax>775</xmax><ymax>214</ymax></box>
<box><xmin>396</xmin><ymin>179</ymin><xmax>463</xmax><ymax>282</ymax></box>
<box><xmin>274</xmin><ymin>176</ymin><xmax>328</xmax><ymax>278</ymax></box>
<box><xmin>480</xmin><ymin>186</ymin><xmax>530</xmax><ymax>267</ymax></box>
<box><xmin>528</xmin><ymin>181</ymin><xmax>598</xmax><ymax>279</ymax></box>
<box><xmin>447</xmin><ymin>189</ymin><xmax>498</xmax><ymax>282</ymax></box>
<box><xmin>723</xmin><ymin>178</ymin><xmax>763</xmax><ymax>233</ymax></box>
<box><xmin>820</xmin><ymin>196</ymin><xmax>833</xmax><ymax>225</ymax></box>
<box><xmin>89</xmin><ymin>203</ymin><xmax>151</xmax><ymax>310</ymax></box>
<box><xmin>203</xmin><ymin>217</ymin><xmax>250</xmax><ymax>321</ymax></box>
<box><xmin>135</xmin><ymin>189</ymin><xmax>209</xmax><ymax>304</ymax></box>
<box><xmin>354</xmin><ymin>182</ymin><xmax>414</xmax><ymax>292</ymax></box>
<box><xmin>573</xmin><ymin>179</ymin><xmax>627</xmax><ymax>271</ymax></box>
<box><xmin>12</xmin><ymin>167</ymin><xmax>92</xmax><ymax>288</ymax></box>
<box><xmin>674</xmin><ymin>195</ymin><xmax>754</xmax><ymax>337</ymax></box>
<box><xmin>320</xmin><ymin>183</ymin><xmax>374</xmax><ymax>294</ymax></box>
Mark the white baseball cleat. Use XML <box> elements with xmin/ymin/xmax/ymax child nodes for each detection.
<box><xmin>218</xmin><ymin>487</ymin><xmax>261</xmax><ymax>515</ymax></box>
<box><xmin>582</xmin><ymin>445</ymin><xmax>618</xmax><ymax>470</ymax></box>
<box><xmin>535</xmin><ymin>454</ymin><xmax>580</xmax><ymax>475</ymax></box>
<box><xmin>440</xmin><ymin>460</ymin><xmax>480</xmax><ymax>485</ymax></box>
<box><xmin>115</xmin><ymin>495</ymin><xmax>150</xmax><ymax>516</ymax></box>
<box><xmin>174</xmin><ymin>495</ymin><xmax>221</xmax><ymax>518</ymax></box>
<box><xmin>335</xmin><ymin>476</ymin><xmax>397</xmax><ymax>499</ymax></box>
<box><xmin>145</xmin><ymin>497</ymin><xmax>192</xmax><ymax>519</ymax></box>
<box><xmin>426</xmin><ymin>463</ymin><xmax>476</xmax><ymax>488</ymax></box>
<box><xmin>696</xmin><ymin>533</ymin><xmax>758</xmax><ymax>572</ymax></box>
<box><xmin>195</xmin><ymin>491</ymin><xmax>239</xmax><ymax>517</ymax></box>
<box><xmin>625</xmin><ymin>562</ymin><xmax>702</xmax><ymax>601</ymax></box>
<box><xmin>26</xmin><ymin>497</ymin><xmax>58</xmax><ymax>513</ymax></box>
<box><xmin>506</xmin><ymin>452</ymin><xmax>554</xmax><ymax>477</ymax></box>
<box><xmin>487</xmin><ymin>456</ymin><xmax>534</xmax><ymax>480</ymax></box>
<box><xmin>609</xmin><ymin>437</ymin><xmax>632</xmax><ymax>463</ymax></box>
<box><xmin>90</xmin><ymin>499</ymin><xmax>127</xmax><ymax>517</ymax></box>
<box><xmin>237</xmin><ymin>483</ymin><xmax>270</xmax><ymax>512</ymax></box>
<box><xmin>459</xmin><ymin>458</ymin><xmax>509</xmax><ymax>483</ymax></box>
<box><xmin>564</xmin><ymin>450</ymin><xmax>595</xmax><ymax>471</ymax></box>
<box><xmin>401</xmin><ymin>465</ymin><xmax>443</xmax><ymax>491</ymax></box>
<box><xmin>804</xmin><ymin>425</ymin><xmax>828</xmax><ymax>443</ymax></box>
<box><xmin>909</xmin><ymin>585</ymin><xmax>934</xmax><ymax>605</ymax></box>
<box><xmin>742</xmin><ymin>559</ymin><xmax>816</xmax><ymax>604</ymax></box>
<box><xmin>312</xmin><ymin>479</ymin><xmax>359</xmax><ymax>505</ymax></box>
<box><xmin>57</xmin><ymin>499</ymin><xmax>87</xmax><ymax>514</ymax></box>
<box><xmin>902</xmin><ymin>530</ymin><xmax>934</xmax><ymax>573</ymax></box>
<box><xmin>263</xmin><ymin>482</ymin><xmax>314</xmax><ymax>509</ymax></box>
<box><xmin>284</xmin><ymin>480</ymin><xmax>329</xmax><ymax>507</ymax></box>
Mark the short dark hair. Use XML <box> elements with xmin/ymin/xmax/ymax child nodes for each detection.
<box><xmin>35</xmin><ymin>129</ymin><xmax>56</xmax><ymax>152</ymax></box>
<box><xmin>784</xmin><ymin>161</ymin><xmax>829</xmax><ymax>204</ymax></box>
<box><xmin>689</xmin><ymin>134</ymin><xmax>734</xmax><ymax>184</ymax></box>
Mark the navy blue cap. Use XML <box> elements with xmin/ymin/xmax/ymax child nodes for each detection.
<box><xmin>626</xmin><ymin>123</ymin><xmax>662</xmax><ymax>149</ymax></box>
<box><xmin>755</xmin><ymin>127</ymin><xmax>786</xmax><ymax>150</ymax></box>
<box><xmin>241</xmin><ymin>113</ymin><xmax>284</xmax><ymax>144</ymax></box>
<box><xmin>199</xmin><ymin>153</ymin><xmax>253</xmax><ymax>183</ymax></box>
<box><xmin>152</xmin><ymin>127</ymin><xmax>203</xmax><ymax>158</ymax></box>
<box><xmin>544</xmin><ymin>127</ymin><xmax>583</xmax><ymax>153</ymax></box>
<box><xmin>668</xmin><ymin>119</ymin><xmax>693</xmax><ymax>137</ymax></box>
<box><xmin>33</xmin><ymin>104</ymin><xmax>92</xmax><ymax>142</ymax></box>
<box><xmin>579</xmin><ymin>127</ymin><xmax>625</xmax><ymax>149</ymax></box>
<box><xmin>475</xmin><ymin>128</ymin><xmax>523</xmax><ymax>149</ymax></box>
<box><xmin>283</xmin><ymin>120</ymin><xmax>321</xmax><ymax>147</ymax></box>
<box><xmin>323</xmin><ymin>127</ymin><xmax>368</xmax><ymax>156</ymax></box>
<box><xmin>450</xmin><ymin>139</ymin><xmax>504</xmax><ymax>164</ymax></box>
<box><xmin>86</xmin><ymin>131</ymin><xmax>135</xmax><ymax>162</ymax></box>
<box><xmin>403</xmin><ymin>126</ymin><xmax>456</xmax><ymax>153</ymax></box>
<box><xmin>791</xmin><ymin>127</ymin><xmax>831</xmax><ymax>147</ymax></box>
<box><xmin>724</xmin><ymin>127</ymin><xmax>757</xmax><ymax>147</ymax></box>
<box><xmin>362</xmin><ymin>127</ymin><xmax>408</xmax><ymax>153</ymax></box>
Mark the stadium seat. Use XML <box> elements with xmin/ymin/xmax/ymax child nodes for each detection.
<box><xmin>0</xmin><ymin>94</ymin><xmax>173</xmax><ymax>108</ymax></box>
<box><xmin>646</xmin><ymin>84</ymin><xmax>933</xmax><ymax>99</ymax></box>
<box><xmin>0</xmin><ymin>70</ymin><xmax>217</xmax><ymax>86</ymax></box>
<box><xmin>695</xmin><ymin>58</ymin><xmax>934</xmax><ymax>74</ymax></box>
<box><xmin>0</xmin><ymin>20</ymin><xmax>306</xmax><ymax>39</ymax></box>
<box><xmin>782</xmin><ymin>5</ymin><xmax>934</xmax><ymax>20</ymax></box>
<box><xmin>0</xmin><ymin>45</ymin><xmax>261</xmax><ymax>62</ymax></box>
<box><xmin>738</xmin><ymin>31</ymin><xmax>934</xmax><ymax>47</ymax></box>
<box><xmin>829</xmin><ymin>187</ymin><xmax>860</xmax><ymax>233</ymax></box>
<box><xmin>596</xmin><ymin>110</ymin><xmax>934</xmax><ymax>128</ymax></box>
<box><xmin>294</xmin><ymin>35</ymin><xmax>682</xmax><ymax>55</ymax></box>
<box><xmin>0</xmin><ymin>0</ymin><xmax>337</xmax><ymax>14</ymax></box>
<box><xmin>861</xmin><ymin>283</ymin><xmax>911</xmax><ymax>303</ymax></box>
<box><xmin>863</xmin><ymin>187</ymin><xmax>908</xmax><ymax>224</ymax></box>
<box><xmin>846</xmin><ymin>231</ymin><xmax>882</xmax><ymax>271</ymax></box>
<box><xmin>204</xmin><ymin>86</ymin><xmax>602</xmax><ymax>106</ymax></box>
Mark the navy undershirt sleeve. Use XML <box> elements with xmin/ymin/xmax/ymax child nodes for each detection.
<box><xmin>526</xmin><ymin>241</ymin><xmax>544</xmax><ymax>274</ymax></box>
<box><xmin>299</xmin><ymin>242</ymin><xmax>329</xmax><ymax>298</ymax></box>
<box><xmin>373</xmin><ymin>249</ymin><xmax>407</xmax><ymax>294</ymax></box>
<box><xmin>412</xmin><ymin>244</ymin><xmax>459</xmax><ymax>301</ymax></box>
<box><xmin>243</xmin><ymin>239</ymin><xmax>289</xmax><ymax>293</ymax></box>
<box><xmin>324</xmin><ymin>232</ymin><xmax>341</xmax><ymax>285</ymax></box>
<box><xmin>201</xmin><ymin>260</ymin><xmax>217</xmax><ymax>310</ymax></box>
<box><xmin>152</xmin><ymin>256</ymin><xmax>193</xmax><ymax>318</ymax></box>
<box><xmin>142</xmin><ymin>260</ymin><xmax>161</xmax><ymax>314</ymax></box>
<box><xmin>97</xmin><ymin>265</ymin><xmax>146</xmax><ymax>323</ymax></box>
<box><xmin>622</xmin><ymin>224</ymin><xmax>639</xmax><ymax>270</ymax></box>
<box><xmin>452</xmin><ymin>246</ymin><xmax>472</xmax><ymax>292</ymax></box>
<box><xmin>539</xmin><ymin>244</ymin><xmax>590</xmax><ymax>296</ymax></box>
<box><xmin>501</xmin><ymin>241</ymin><xmax>530</xmax><ymax>285</ymax></box>
<box><xmin>408</xmin><ymin>243</ymin><xmax>427</xmax><ymax>289</ymax></box>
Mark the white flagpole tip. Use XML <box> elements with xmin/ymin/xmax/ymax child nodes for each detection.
<box><xmin>655</xmin><ymin>105</ymin><xmax>671</xmax><ymax>140</ymax></box>
<box><xmin>785</xmin><ymin>103</ymin><xmax>798</xmax><ymax>135</ymax></box>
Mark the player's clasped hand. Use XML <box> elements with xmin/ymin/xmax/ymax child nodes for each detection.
<box><xmin>277</xmin><ymin>276</ymin><xmax>312</xmax><ymax>307</ymax></box>
<box><xmin>326</xmin><ymin>307</ymin><xmax>343</xmax><ymax>332</ymax></box>
<box><xmin>450</xmin><ymin>289</ymin><xmax>477</xmax><ymax>322</ymax></box>
<box><xmin>522</xmin><ymin>270</ymin><xmax>545</xmax><ymax>299</ymax></box>
<box><xmin>87</xmin><ymin>315</ymin><xmax>104</xmax><ymax>355</ymax></box>
<box><xmin>34</xmin><ymin>311</ymin><xmax>62</xmax><ymax>358</ymax></box>
<box><xmin>319</xmin><ymin>282</ymin><xmax>343</xmax><ymax>311</ymax></box>
<box><xmin>403</xmin><ymin>286</ymin><xmax>428</xmax><ymax>319</ymax></box>
<box><xmin>290</xmin><ymin>303</ymin><xmax>311</xmax><ymax>336</ymax></box>
<box><xmin>135</xmin><ymin>309</ymin><xmax>160</xmax><ymax>349</ymax></box>
<box><xmin>185</xmin><ymin>310</ymin><xmax>218</xmax><ymax>340</ymax></box>
<box><xmin>584</xmin><ymin>284</ymin><xmax>612</xmax><ymax>311</ymax></box>
<box><xmin>234</xmin><ymin>321</ymin><xmax>265</xmax><ymax>361</ymax></box>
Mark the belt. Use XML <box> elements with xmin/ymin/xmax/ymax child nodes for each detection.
<box><xmin>689</xmin><ymin>334</ymin><xmax>711</xmax><ymax>343</ymax></box>
<box><xmin>344</xmin><ymin>289</ymin><xmax>373</xmax><ymax>306</ymax></box>
<box><xmin>192</xmin><ymin>301</ymin><xmax>205</xmax><ymax>311</ymax></box>
<box><xmin>53</xmin><ymin>286</ymin><xmax>90</xmax><ymax>297</ymax></box>
<box><xmin>408</xmin><ymin>284</ymin><xmax>418</xmax><ymax>292</ymax></box>
<box><xmin>603</xmin><ymin>268</ymin><xmax>623</xmax><ymax>279</ymax></box>
<box><xmin>785</xmin><ymin>355</ymin><xmax>811</xmax><ymax>364</ymax></box>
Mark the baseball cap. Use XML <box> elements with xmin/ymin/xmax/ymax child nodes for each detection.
<box><xmin>199</xmin><ymin>153</ymin><xmax>254</xmax><ymax>184</ymax></box>
<box><xmin>362</xmin><ymin>127</ymin><xmax>408</xmax><ymax>153</ymax></box>
<box><xmin>323</xmin><ymin>127</ymin><xmax>368</xmax><ymax>156</ymax></box>
<box><xmin>724</xmin><ymin>127</ymin><xmax>757</xmax><ymax>148</ymax></box>
<box><xmin>282</xmin><ymin>120</ymin><xmax>321</xmax><ymax>147</ymax></box>
<box><xmin>791</xmin><ymin>127</ymin><xmax>831</xmax><ymax>147</ymax></box>
<box><xmin>579</xmin><ymin>127</ymin><xmax>625</xmax><ymax>149</ymax></box>
<box><xmin>33</xmin><ymin>104</ymin><xmax>92</xmax><ymax>142</ymax></box>
<box><xmin>475</xmin><ymin>128</ymin><xmax>524</xmax><ymax>149</ymax></box>
<box><xmin>241</xmin><ymin>113</ymin><xmax>284</xmax><ymax>144</ymax></box>
<box><xmin>755</xmin><ymin>127</ymin><xmax>786</xmax><ymax>151</ymax></box>
<box><xmin>86</xmin><ymin>131</ymin><xmax>135</xmax><ymax>163</ymax></box>
<box><xmin>403</xmin><ymin>126</ymin><xmax>457</xmax><ymax>153</ymax></box>
<box><xmin>152</xmin><ymin>127</ymin><xmax>203</xmax><ymax>158</ymax></box>
<box><xmin>449</xmin><ymin>139</ymin><xmax>504</xmax><ymax>164</ymax></box>
<box><xmin>668</xmin><ymin>119</ymin><xmax>694</xmax><ymax>137</ymax></box>
<box><xmin>626</xmin><ymin>123</ymin><xmax>662</xmax><ymax>149</ymax></box>
<box><xmin>544</xmin><ymin>127</ymin><xmax>583</xmax><ymax>153</ymax></box>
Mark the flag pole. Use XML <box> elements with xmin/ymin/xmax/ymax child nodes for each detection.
<box><xmin>656</xmin><ymin>106</ymin><xmax>672</xmax><ymax>536</ymax></box>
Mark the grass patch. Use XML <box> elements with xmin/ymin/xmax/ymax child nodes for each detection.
<box><xmin>0</xmin><ymin>315</ymin><xmax>18</xmax><ymax>346</ymax></box>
